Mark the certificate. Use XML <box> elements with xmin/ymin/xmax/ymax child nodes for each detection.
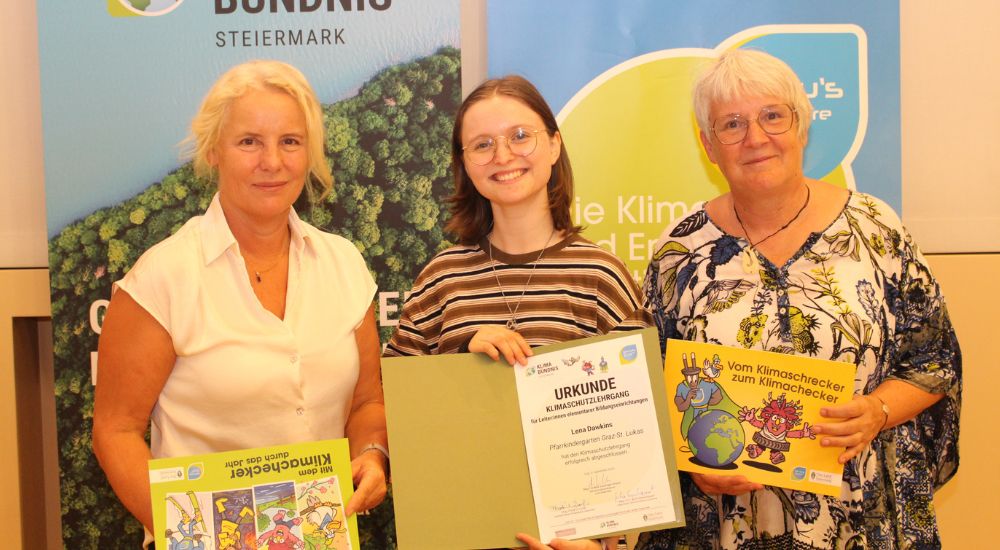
<box><xmin>382</xmin><ymin>327</ymin><xmax>684</xmax><ymax>549</ymax></box>
<box><xmin>515</xmin><ymin>330</ymin><xmax>680</xmax><ymax>541</ymax></box>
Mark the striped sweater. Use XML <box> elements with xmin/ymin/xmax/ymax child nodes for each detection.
<box><xmin>384</xmin><ymin>234</ymin><xmax>652</xmax><ymax>356</ymax></box>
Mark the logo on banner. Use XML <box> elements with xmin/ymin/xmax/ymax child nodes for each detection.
<box><xmin>109</xmin><ymin>0</ymin><xmax>185</xmax><ymax>17</ymax></box>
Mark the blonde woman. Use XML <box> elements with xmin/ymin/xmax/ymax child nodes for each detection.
<box><xmin>93</xmin><ymin>61</ymin><xmax>388</xmax><ymax>541</ymax></box>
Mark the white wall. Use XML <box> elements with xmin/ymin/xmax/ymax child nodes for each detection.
<box><xmin>1</xmin><ymin>0</ymin><xmax>46</xmax><ymax>267</ymax></box>
<box><xmin>900</xmin><ymin>0</ymin><xmax>1000</xmax><ymax>252</ymax></box>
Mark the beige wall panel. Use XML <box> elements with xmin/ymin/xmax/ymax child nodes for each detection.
<box><xmin>928</xmin><ymin>254</ymin><xmax>996</xmax><ymax>546</ymax></box>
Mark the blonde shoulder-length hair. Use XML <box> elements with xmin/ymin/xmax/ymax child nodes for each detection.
<box><xmin>182</xmin><ymin>59</ymin><xmax>332</xmax><ymax>201</ymax></box>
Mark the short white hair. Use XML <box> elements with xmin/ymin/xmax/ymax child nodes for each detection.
<box><xmin>693</xmin><ymin>49</ymin><xmax>813</xmax><ymax>142</ymax></box>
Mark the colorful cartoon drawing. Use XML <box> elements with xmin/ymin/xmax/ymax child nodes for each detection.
<box><xmin>165</xmin><ymin>491</ymin><xmax>213</xmax><ymax>550</ymax></box>
<box><xmin>674</xmin><ymin>351</ymin><xmax>741</xmax><ymax>440</ymax></box>
<box><xmin>256</xmin><ymin>510</ymin><xmax>304</xmax><ymax>550</ymax></box>
<box><xmin>213</xmin><ymin>489</ymin><xmax>256</xmax><ymax>550</ymax></box>
<box><xmin>702</xmin><ymin>353</ymin><xmax>722</xmax><ymax>380</ymax></box>
<box><xmin>296</xmin><ymin>477</ymin><xmax>351</xmax><ymax>550</ymax></box>
<box><xmin>739</xmin><ymin>392</ymin><xmax>815</xmax><ymax>465</ymax></box>
<box><xmin>599</xmin><ymin>356</ymin><xmax>609</xmax><ymax>373</ymax></box>
<box><xmin>562</xmin><ymin>356</ymin><xmax>580</xmax><ymax>366</ymax></box>
<box><xmin>254</xmin><ymin>482</ymin><xmax>303</xmax><ymax>550</ymax></box>
<box><xmin>581</xmin><ymin>360</ymin><xmax>595</xmax><ymax>375</ymax></box>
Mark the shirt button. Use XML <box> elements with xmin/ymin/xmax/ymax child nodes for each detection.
<box><xmin>296</xmin><ymin>408</ymin><xmax>304</xmax><ymax>416</ymax></box>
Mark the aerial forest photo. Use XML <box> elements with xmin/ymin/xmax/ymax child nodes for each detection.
<box><xmin>49</xmin><ymin>47</ymin><xmax>460</xmax><ymax>549</ymax></box>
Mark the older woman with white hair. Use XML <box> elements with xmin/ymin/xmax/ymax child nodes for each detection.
<box><xmin>638</xmin><ymin>49</ymin><xmax>961</xmax><ymax>548</ymax></box>
<box><xmin>92</xmin><ymin>60</ymin><xmax>388</xmax><ymax>541</ymax></box>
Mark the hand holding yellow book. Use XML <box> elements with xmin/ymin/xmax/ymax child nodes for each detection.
<box><xmin>664</xmin><ymin>339</ymin><xmax>856</xmax><ymax>496</ymax></box>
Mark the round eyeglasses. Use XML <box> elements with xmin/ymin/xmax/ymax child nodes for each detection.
<box><xmin>711</xmin><ymin>104</ymin><xmax>797</xmax><ymax>145</ymax></box>
<box><xmin>462</xmin><ymin>127</ymin><xmax>542</xmax><ymax>166</ymax></box>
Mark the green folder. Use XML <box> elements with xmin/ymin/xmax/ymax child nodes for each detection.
<box><xmin>382</xmin><ymin>327</ymin><xmax>684</xmax><ymax>549</ymax></box>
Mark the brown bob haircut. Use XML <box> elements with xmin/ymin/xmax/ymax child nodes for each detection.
<box><xmin>445</xmin><ymin>75</ymin><xmax>582</xmax><ymax>245</ymax></box>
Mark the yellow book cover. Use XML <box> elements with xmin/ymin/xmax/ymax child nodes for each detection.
<box><xmin>148</xmin><ymin>438</ymin><xmax>357</xmax><ymax>550</ymax></box>
<box><xmin>663</xmin><ymin>339</ymin><xmax>856</xmax><ymax>496</ymax></box>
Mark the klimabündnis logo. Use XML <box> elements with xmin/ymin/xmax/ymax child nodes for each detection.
<box><xmin>109</xmin><ymin>0</ymin><xmax>185</xmax><ymax>17</ymax></box>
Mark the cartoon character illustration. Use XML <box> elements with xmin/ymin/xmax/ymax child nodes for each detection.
<box><xmin>581</xmin><ymin>360</ymin><xmax>595</xmax><ymax>375</ymax></box>
<box><xmin>674</xmin><ymin>351</ymin><xmax>741</xmax><ymax>439</ymax></box>
<box><xmin>257</xmin><ymin>510</ymin><xmax>304</xmax><ymax>550</ymax></box>
<box><xmin>739</xmin><ymin>392</ymin><xmax>815</xmax><ymax>464</ymax></box>
<box><xmin>165</xmin><ymin>518</ymin><xmax>206</xmax><ymax>550</ymax></box>
<box><xmin>562</xmin><ymin>356</ymin><xmax>580</xmax><ymax>366</ymax></box>
<box><xmin>702</xmin><ymin>353</ymin><xmax>722</xmax><ymax>380</ymax></box>
<box><xmin>599</xmin><ymin>356</ymin><xmax>609</xmax><ymax>373</ymax></box>
<box><xmin>296</xmin><ymin>477</ymin><xmax>351</xmax><ymax>550</ymax></box>
<box><xmin>165</xmin><ymin>492</ymin><xmax>209</xmax><ymax>550</ymax></box>
<box><xmin>300</xmin><ymin>495</ymin><xmax>347</xmax><ymax>548</ymax></box>
<box><xmin>214</xmin><ymin>492</ymin><xmax>256</xmax><ymax>550</ymax></box>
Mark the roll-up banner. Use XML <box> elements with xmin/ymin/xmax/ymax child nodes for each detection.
<box><xmin>38</xmin><ymin>2</ymin><xmax>460</xmax><ymax>546</ymax></box>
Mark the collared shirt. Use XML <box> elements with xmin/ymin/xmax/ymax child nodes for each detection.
<box><xmin>117</xmin><ymin>193</ymin><xmax>376</xmax><ymax>458</ymax></box>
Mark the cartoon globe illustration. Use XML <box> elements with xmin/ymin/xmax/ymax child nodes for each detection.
<box><xmin>687</xmin><ymin>409</ymin><xmax>745</xmax><ymax>467</ymax></box>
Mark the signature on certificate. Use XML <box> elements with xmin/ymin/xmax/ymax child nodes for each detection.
<box><xmin>587</xmin><ymin>472</ymin><xmax>611</xmax><ymax>489</ymax></box>
<box><xmin>614</xmin><ymin>484</ymin><xmax>656</xmax><ymax>503</ymax></box>
<box><xmin>549</xmin><ymin>499</ymin><xmax>591</xmax><ymax>513</ymax></box>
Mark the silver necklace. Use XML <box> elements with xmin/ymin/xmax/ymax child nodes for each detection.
<box><xmin>488</xmin><ymin>229</ymin><xmax>556</xmax><ymax>330</ymax></box>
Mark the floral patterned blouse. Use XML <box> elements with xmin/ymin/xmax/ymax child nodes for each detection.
<box><xmin>637</xmin><ymin>192</ymin><xmax>961</xmax><ymax>549</ymax></box>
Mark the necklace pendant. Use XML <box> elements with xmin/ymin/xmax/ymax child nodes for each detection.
<box><xmin>506</xmin><ymin>318</ymin><xmax>517</xmax><ymax>330</ymax></box>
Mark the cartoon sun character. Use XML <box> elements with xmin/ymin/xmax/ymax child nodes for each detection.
<box><xmin>739</xmin><ymin>392</ymin><xmax>815</xmax><ymax>464</ymax></box>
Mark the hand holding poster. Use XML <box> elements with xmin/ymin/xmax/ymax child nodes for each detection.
<box><xmin>382</xmin><ymin>328</ymin><xmax>684</xmax><ymax>549</ymax></box>
<box><xmin>664</xmin><ymin>340</ymin><xmax>855</xmax><ymax>496</ymax></box>
<box><xmin>514</xmin><ymin>330</ymin><xmax>682</xmax><ymax>541</ymax></box>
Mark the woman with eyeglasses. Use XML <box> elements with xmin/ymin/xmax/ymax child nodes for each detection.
<box><xmin>637</xmin><ymin>49</ymin><xmax>960</xmax><ymax>549</ymax></box>
<box><xmin>384</xmin><ymin>75</ymin><xmax>651</xmax><ymax>549</ymax></box>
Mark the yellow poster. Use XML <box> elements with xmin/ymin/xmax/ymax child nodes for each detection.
<box><xmin>664</xmin><ymin>339</ymin><xmax>856</xmax><ymax>496</ymax></box>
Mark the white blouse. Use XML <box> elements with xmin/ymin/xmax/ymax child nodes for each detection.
<box><xmin>116</xmin><ymin>194</ymin><xmax>376</xmax><ymax>458</ymax></box>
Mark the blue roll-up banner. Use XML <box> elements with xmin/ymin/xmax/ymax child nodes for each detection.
<box><xmin>38</xmin><ymin>2</ymin><xmax>459</xmax><ymax>546</ymax></box>
<box><xmin>488</xmin><ymin>0</ymin><xmax>899</xmax><ymax>280</ymax></box>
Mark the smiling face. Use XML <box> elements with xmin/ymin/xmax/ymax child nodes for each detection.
<box><xmin>764</xmin><ymin>413</ymin><xmax>789</xmax><ymax>436</ymax></box>
<box><xmin>209</xmin><ymin>87</ymin><xmax>308</xmax><ymax>228</ymax></box>
<box><xmin>460</xmin><ymin>95</ymin><xmax>562</xmax><ymax>216</ymax></box>
<box><xmin>700</xmin><ymin>95</ymin><xmax>806</xmax><ymax>196</ymax></box>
